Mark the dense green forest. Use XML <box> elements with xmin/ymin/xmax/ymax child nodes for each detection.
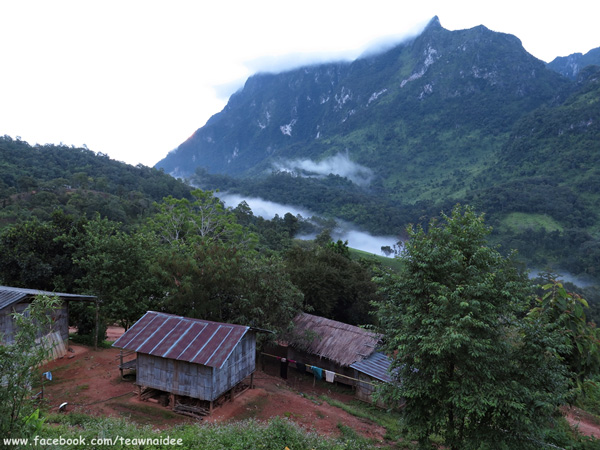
<box><xmin>0</xmin><ymin>136</ymin><xmax>383</xmax><ymax>333</ymax></box>
<box><xmin>3</xmin><ymin>138</ymin><xmax>600</xmax><ymax>448</ymax></box>
<box><xmin>0</xmin><ymin>135</ymin><xmax>192</xmax><ymax>226</ymax></box>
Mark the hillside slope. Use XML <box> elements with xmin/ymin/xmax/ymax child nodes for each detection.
<box><xmin>156</xmin><ymin>16</ymin><xmax>571</xmax><ymax>197</ymax></box>
<box><xmin>158</xmin><ymin>18</ymin><xmax>600</xmax><ymax>280</ymax></box>
<box><xmin>0</xmin><ymin>136</ymin><xmax>192</xmax><ymax>226</ymax></box>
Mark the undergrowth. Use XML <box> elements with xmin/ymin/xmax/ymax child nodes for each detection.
<box><xmin>27</xmin><ymin>414</ymin><xmax>383</xmax><ymax>449</ymax></box>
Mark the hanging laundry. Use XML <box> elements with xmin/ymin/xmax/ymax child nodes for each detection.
<box><xmin>296</xmin><ymin>362</ymin><xmax>306</xmax><ymax>374</ymax></box>
<box><xmin>280</xmin><ymin>357</ymin><xmax>288</xmax><ymax>379</ymax></box>
<box><xmin>325</xmin><ymin>370</ymin><xmax>335</xmax><ymax>383</ymax></box>
<box><xmin>312</xmin><ymin>366</ymin><xmax>323</xmax><ymax>380</ymax></box>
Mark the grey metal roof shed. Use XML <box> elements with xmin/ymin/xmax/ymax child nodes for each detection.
<box><xmin>113</xmin><ymin>311</ymin><xmax>256</xmax><ymax>411</ymax></box>
<box><xmin>0</xmin><ymin>285</ymin><xmax>97</xmax><ymax>358</ymax></box>
<box><xmin>350</xmin><ymin>351</ymin><xmax>396</xmax><ymax>407</ymax></box>
<box><xmin>350</xmin><ymin>351</ymin><xmax>393</xmax><ymax>384</ymax></box>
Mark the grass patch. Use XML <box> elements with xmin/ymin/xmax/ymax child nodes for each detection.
<box><xmin>68</xmin><ymin>333</ymin><xmax>113</xmax><ymax>348</ymax></box>
<box><xmin>349</xmin><ymin>247</ymin><xmax>404</xmax><ymax>272</ymax></box>
<box><xmin>319</xmin><ymin>396</ymin><xmax>404</xmax><ymax>441</ymax></box>
<box><xmin>501</xmin><ymin>212</ymin><xmax>564</xmax><ymax>233</ymax></box>
<box><xmin>108</xmin><ymin>400</ymin><xmax>180</xmax><ymax>425</ymax></box>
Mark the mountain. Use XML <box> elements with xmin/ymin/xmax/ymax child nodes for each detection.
<box><xmin>547</xmin><ymin>47</ymin><xmax>600</xmax><ymax>79</ymax></box>
<box><xmin>156</xmin><ymin>17</ymin><xmax>600</xmax><ymax>280</ymax></box>
<box><xmin>157</xmin><ymin>17</ymin><xmax>569</xmax><ymax>182</ymax></box>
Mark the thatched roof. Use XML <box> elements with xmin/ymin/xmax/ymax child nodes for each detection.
<box><xmin>289</xmin><ymin>313</ymin><xmax>380</xmax><ymax>367</ymax></box>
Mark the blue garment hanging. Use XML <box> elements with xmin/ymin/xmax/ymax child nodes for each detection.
<box><xmin>312</xmin><ymin>366</ymin><xmax>323</xmax><ymax>380</ymax></box>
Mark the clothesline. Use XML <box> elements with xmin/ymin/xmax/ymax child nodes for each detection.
<box><xmin>260</xmin><ymin>352</ymin><xmax>378</xmax><ymax>387</ymax></box>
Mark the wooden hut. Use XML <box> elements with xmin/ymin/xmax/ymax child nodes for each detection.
<box><xmin>350</xmin><ymin>351</ymin><xmax>394</xmax><ymax>407</ymax></box>
<box><xmin>113</xmin><ymin>311</ymin><xmax>256</xmax><ymax>413</ymax></box>
<box><xmin>0</xmin><ymin>285</ymin><xmax>96</xmax><ymax>359</ymax></box>
<box><xmin>286</xmin><ymin>312</ymin><xmax>381</xmax><ymax>385</ymax></box>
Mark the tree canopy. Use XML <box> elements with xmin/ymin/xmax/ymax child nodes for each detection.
<box><xmin>375</xmin><ymin>205</ymin><xmax>570</xmax><ymax>449</ymax></box>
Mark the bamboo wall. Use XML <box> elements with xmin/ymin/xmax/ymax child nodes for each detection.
<box><xmin>354</xmin><ymin>371</ymin><xmax>384</xmax><ymax>406</ymax></box>
<box><xmin>136</xmin><ymin>331</ymin><xmax>256</xmax><ymax>401</ymax></box>
<box><xmin>0</xmin><ymin>301</ymin><xmax>69</xmax><ymax>348</ymax></box>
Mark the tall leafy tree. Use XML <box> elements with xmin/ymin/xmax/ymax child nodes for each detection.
<box><xmin>73</xmin><ymin>216</ymin><xmax>161</xmax><ymax>330</ymax></box>
<box><xmin>375</xmin><ymin>205</ymin><xmax>569</xmax><ymax>449</ymax></box>
<box><xmin>144</xmin><ymin>189</ymin><xmax>256</xmax><ymax>251</ymax></box>
<box><xmin>531</xmin><ymin>278</ymin><xmax>600</xmax><ymax>394</ymax></box>
<box><xmin>145</xmin><ymin>190</ymin><xmax>302</xmax><ymax>338</ymax></box>
<box><xmin>231</xmin><ymin>255</ymin><xmax>303</xmax><ymax>350</ymax></box>
<box><xmin>285</xmin><ymin>239</ymin><xmax>378</xmax><ymax>325</ymax></box>
<box><xmin>0</xmin><ymin>210</ymin><xmax>86</xmax><ymax>291</ymax></box>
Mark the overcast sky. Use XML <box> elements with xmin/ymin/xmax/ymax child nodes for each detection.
<box><xmin>1</xmin><ymin>0</ymin><xmax>598</xmax><ymax>167</ymax></box>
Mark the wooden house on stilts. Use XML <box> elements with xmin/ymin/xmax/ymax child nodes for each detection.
<box><xmin>113</xmin><ymin>311</ymin><xmax>256</xmax><ymax>415</ymax></box>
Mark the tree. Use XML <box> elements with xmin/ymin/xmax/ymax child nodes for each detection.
<box><xmin>230</xmin><ymin>255</ymin><xmax>304</xmax><ymax>350</ymax></box>
<box><xmin>0</xmin><ymin>210</ymin><xmax>86</xmax><ymax>291</ymax></box>
<box><xmin>145</xmin><ymin>190</ymin><xmax>301</xmax><ymax>339</ymax></box>
<box><xmin>0</xmin><ymin>295</ymin><xmax>60</xmax><ymax>438</ymax></box>
<box><xmin>73</xmin><ymin>216</ymin><xmax>161</xmax><ymax>330</ymax></box>
<box><xmin>531</xmin><ymin>278</ymin><xmax>600</xmax><ymax>394</ymax></box>
<box><xmin>285</xmin><ymin>241</ymin><xmax>378</xmax><ymax>325</ymax></box>
<box><xmin>144</xmin><ymin>189</ymin><xmax>256</xmax><ymax>251</ymax></box>
<box><xmin>375</xmin><ymin>205</ymin><xmax>569</xmax><ymax>449</ymax></box>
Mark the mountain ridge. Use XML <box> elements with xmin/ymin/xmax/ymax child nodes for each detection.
<box><xmin>547</xmin><ymin>46</ymin><xmax>600</xmax><ymax>79</ymax></box>
<box><xmin>156</xmin><ymin>16</ymin><xmax>570</xmax><ymax>181</ymax></box>
<box><xmin>155</xmin><ymin>17</ymin><xmax>600</xmax><ymax>279</ymax></box>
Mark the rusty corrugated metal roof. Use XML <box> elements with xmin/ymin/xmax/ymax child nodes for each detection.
<box><xmin>0</xmin><ymin>285</ymin><xmax>96</xmax><ymax>311</ymax></box>
<box><xmin>350</xmin><ymin>351</ymin><xmax>393</xmax><ymax>383</ymax></box>
<box><xmin>289</xmin><ymin>313</ymin><xmax>381</xmax><ymax>367</ymax></box>
<box><xmin>112</xmin><ymin>311</ymin><xmax>250</xmax><ymax>369</ymax></box>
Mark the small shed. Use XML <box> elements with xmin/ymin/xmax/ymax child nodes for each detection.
<box><xmin>0</xmin><ymin>285</ymin><xmax>96</xmax><ymax>359</ymax></box>
<box><xmin>113</xmin><ymin>311</ymin><xmax>256</xmax><ymax>412</ymax></box>
<box><xmin>287</xmin><ymin>312</ymin><xmax>381</xmax><ymax>385</ymax></box>
<box><xmin>350</xmin><ymin>351</ymin><xmax>394</xmax><ymax>407</ymax></box>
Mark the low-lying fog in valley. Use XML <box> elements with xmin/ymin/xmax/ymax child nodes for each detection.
<box><xmin>217</xmin><ymin>193</ymin><xmax>596</xmax><ymax>287</ymax></box>
<box><xmin>218</xmin><ymin>193</ymin><xmax>399</xmax><ymax>257</ymax></box>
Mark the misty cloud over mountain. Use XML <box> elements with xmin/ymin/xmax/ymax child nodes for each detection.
<box><xmin>272</xmin><ymin>152</ymin><xmax>374</xmax><ymax>187</ymax></box>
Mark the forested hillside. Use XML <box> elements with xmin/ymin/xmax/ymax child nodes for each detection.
<box><xmin>0</xmin><ymin>135</ymin><xmax>192</xmax><ymax>226</ymax></box>
<box><xmin>0</xmin><ymin>135</ymin><xmax>384</xmax><ymax>331</ymax></box>
<box><xmin>2</xmin><ymin>139</ymin><xmax>600</xmax><ymax>448</ymax></box>
<box><xmin>159</xmin><ymin>18</ymin><xmax>600</xmax><ymax>283</ymax></box>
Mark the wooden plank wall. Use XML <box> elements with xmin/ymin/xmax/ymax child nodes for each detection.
<box><xmin>136</xmin><ymin>331</ymin><xmax>257</xmax><ymax>402</ymax></box>
<box><xmin>212</xmin><ymin>332</ymin><xmax>256</xmax><ymax>400</ymax></box>
<box><xmin>0</xmin><ymin>301</ymin><xmax>69</xmax><ymax>360</ymax></box>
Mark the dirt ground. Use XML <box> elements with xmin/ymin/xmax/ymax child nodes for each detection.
<box><xmin>42</xmin><ymin>327</ymin><xmax>600</xmax><ymax>442</ymax></box>
<box><xmin>40</xmin><ymin>327</ymin><xmax>386</xmax><ymax>441</ymax></box>
<box><xmin>564</xmin><ymin>405</ymin><xmax>600</xmax><ymax>439</ymax></box>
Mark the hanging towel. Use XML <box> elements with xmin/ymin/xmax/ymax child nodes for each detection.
<box><xmin>312</xmin><ymin>366</ymin><xmax>323</xmax><ymax>380</ymax></box>
<box><xmin>296</xmin><ymin>362</ymin><xmax>306</xmax><ymax>374</ymax></box>
<box><xmin>325</xmin><ymin>370</ymin><xmax>335</xmax><ymax>383</ymax></box>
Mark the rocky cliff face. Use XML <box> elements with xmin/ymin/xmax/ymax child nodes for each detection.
<box><xmin>155</xmin><ymin>16</ymin><xmax>570</xmax><ymax>182</ymax></box>
<box><xmin>547</xmin><ymin>47</ymin><xmax>600</xmax><ymax>79</ymax></box>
